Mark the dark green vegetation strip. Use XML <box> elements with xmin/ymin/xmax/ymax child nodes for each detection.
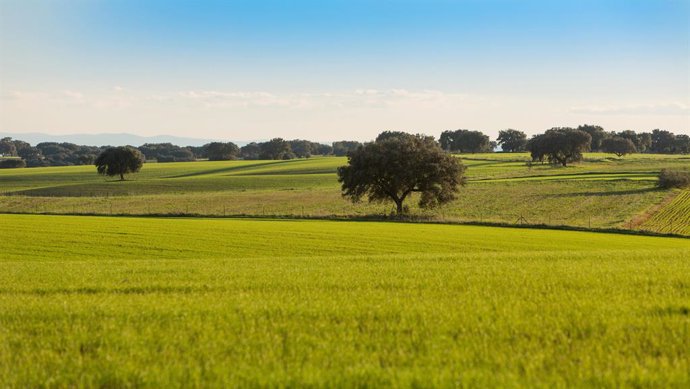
<box><xmin>1</xmin><ymin>214</ymin><xmax>689</xmax><ymax>386</ymax></box>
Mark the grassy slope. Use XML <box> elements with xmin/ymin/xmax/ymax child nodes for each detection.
<box><xmin>1</xmin><ymin>214</ymin><xmax>689</xmax><ymax>387</ymax></box>
<box><xmin>0</xmin><ymin>153</ymin><xmax>688</xmax><ymax>232</ymax></box>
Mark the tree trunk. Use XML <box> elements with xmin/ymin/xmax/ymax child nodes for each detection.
<box><xmin>395</xmin><ymin>200</ymin><xmax>403</xmax><ymax>215</ymax></box>
<box><xmin>120</xmin><ymin>173</ymin><xmax>125</xmax><ymax>181</ymax></box>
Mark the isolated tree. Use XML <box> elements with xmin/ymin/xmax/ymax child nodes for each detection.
<box><xmin>337</xmin><ymin>133</ymin><xmax>466</xmax><ymax>215</ymax></box>
<box><xmin>205</xmin><ymin>142</ymin><xmax>240</xmax><ymax>161</ymax></box>
<box><xmin>526</xmin><ymin>128</ymin><xmax>591</xmax><ymax>166</ymax></box>
<box><xmin>496</xmin><ymin>129</ymin><xmax>527</xmax><ymax>152</ymax></box>
<box><xmin>601</xmin><ymin>137</ymin><xmax>637</xmax><ymax>157</ymax></box>
<box><xmin>95</xmin><ymin>146</ymin><xmax>144</xmax><ymax>180</ymax></box>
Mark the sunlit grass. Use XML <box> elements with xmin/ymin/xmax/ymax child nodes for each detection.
<box><xmin>1</xmin><ymin>214</ymin><xmax>689</xmax><ymax>387</ymax></box>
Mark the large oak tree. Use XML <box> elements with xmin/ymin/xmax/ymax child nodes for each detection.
<box><xmin>337</xmin><ymin>133</ymin><xmax>466</xmax><ymax>215</ymax></box>
<box><xmin>95</xmin><ymin>146</ymin><xmax>144</xmax><ymax>180</ymax></box>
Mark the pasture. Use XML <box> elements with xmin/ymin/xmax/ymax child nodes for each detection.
<box><xmin>1</xmin><ymin>153</ymin><xmax>688</xmax><ymax>234</ymax></box>
<box><xmin>1</xmin><ymin>214</ymin><xmax>689</xmax><ymax>387</ymax></box>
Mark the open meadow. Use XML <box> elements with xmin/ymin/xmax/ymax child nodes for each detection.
<box><xmin>3</xmin><ymin>1</ymin><xmax>689</xmax><ymax>387</ymax></box>
<box><xmin>1</xmin><ymin>153</ymin><xmax>688</xmax><ymax>235</ymax></box>
<box><xmin>1</xmin><ymin>214</ymin><xmax>689</xmax><ymax>387</ymax></box>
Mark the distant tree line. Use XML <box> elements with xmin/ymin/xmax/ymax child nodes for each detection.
<box><xmin>1</xmin><ymin>125</ymin><xmax>687</xmax><ymax>169</ymax></box>
<box><xmin>0</xmin><ymin>137</ymin><xmax>363</xmax><ymax>168</ymax></box>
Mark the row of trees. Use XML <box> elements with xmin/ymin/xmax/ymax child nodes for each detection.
<box><xmin>525</xmin><ymin>127</ymin><xmax>690</xmax><ymax>166</ymax></box>
<box><xmin>575</xmin><ymin>126</ymin><xmax>689</xmax><ymax>154</ymax></box>
<box><xmin>439</xmin><ymin>127</ymin><xmax>689</xmax><ymax>155</ymax></box>
<box><xmin>2</xmin><ymin>126</ymin><xmax>687</xmax><ymax>168</ymax></box>
<box><xmin>0</xmin><ymin>138</ymin><xmax>104</xmax><ymax>167</ymax></box>
<box><xmin>0</xmin><ymin>137</ymin><xmax>365</xmax><ymax>168</ymax></box>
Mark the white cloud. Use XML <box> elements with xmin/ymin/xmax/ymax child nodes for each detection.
<box><xmin>4</xmin><ymin>88</ymin><xmax>687</xmax><ymax>139</ymax></box>
<box><xmin>4</xmin><ymin>88</ymin><xmax>485</xmax><ymax>112</ymax></box>
<box><xmin>5</xmin><ymin>89</ymin><xmax>132</xmax><ymax>110</ymax></box>
<box><xmin>168</xmin><ymin>88</ymin><xmax>482</xmax><ymax>110</ymax></box>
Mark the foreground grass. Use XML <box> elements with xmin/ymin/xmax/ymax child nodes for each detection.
<box><xmin>1</xmin><ymin>214</ymin><xmax>689</xmax><ymax>387</ymax></box>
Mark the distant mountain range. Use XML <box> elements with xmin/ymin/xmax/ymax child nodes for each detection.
<box><xmin>0</xmin><ymin>132</ymin><xmax>252</xmax><ymax>147</ymax></box>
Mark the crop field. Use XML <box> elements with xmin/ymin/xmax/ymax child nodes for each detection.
<box><xmin>1</xmin><ymin>153</ymin><xmax>688</xmax><ymax>234</ymax></box>
<box><xmin>1</xmin><ymin>214</ymin><xmax>689</xmax><ymax>387</ymax></box>
<box><xmin>640</xmin><ymin>190</ymin><xmax>690</xmax><ymax>235</ymax></box>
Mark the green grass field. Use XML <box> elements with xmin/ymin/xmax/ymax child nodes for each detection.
<box><xmin>1</xmin><ymin>214</ymin><xmax>689</xmax><ymax>387</ymax></box>
<box><xmin>1</xmin><ymin>153</ymin><xmax>688</xmax><ymax>233</ymax></box>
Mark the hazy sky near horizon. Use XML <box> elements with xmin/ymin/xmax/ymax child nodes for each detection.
<box><xmin>1</xmin><ymin>0</ymin><xmax>688</xmax><ymax>141</ymax></box>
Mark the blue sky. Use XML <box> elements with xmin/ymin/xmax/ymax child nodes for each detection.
<box><xmin>1</xmin><ymin>0</ymin><xmax>688</xmax><ymax>141</ymax></box>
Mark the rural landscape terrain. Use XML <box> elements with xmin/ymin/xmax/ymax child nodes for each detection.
<box><xmin>2</xmin><ymin>0</ymin><xmax>689</xmax><ymax>387</ymax></box>
<box><xmin>1</xmin><ymin>143</ymin><xmax>690</xmax><ymax>386</ymax></box>
<box><xmin>1</xmin><ymin>151</ymin><xmax>689</xmax><ymax>235</ymax></box>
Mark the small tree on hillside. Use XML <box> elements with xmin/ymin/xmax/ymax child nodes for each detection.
<box><xmin>95</xmin><ymin>146</ymin><xmax>144</xmax><ymax>180</ymax></box>
<box><xmin>337</xmin><ymin>133</ymin><xmax>466</xmax><ymax>215</ymax></box>
<box><xmin>601</xmin><ymin>137</ymin><xmax>637</xmax><ymax>157</ymax></box>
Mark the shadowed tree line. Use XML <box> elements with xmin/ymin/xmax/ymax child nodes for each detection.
<box><xmin>433</xmin><ymin>127</ymin><xmax>688</xmax><ymax>158</ymax></box>
<box><xmin>0</xmin><ymin>137</ymin><xmax>361</xmax><ymax>167</ymax></box>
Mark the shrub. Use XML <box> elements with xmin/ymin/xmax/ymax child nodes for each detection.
<box><xmin>658</xmin><ymin>169</ymin><xmax>690</xmax><ymax>189</ymax></box>
<box><xmin>0</xmin><ymin>159</ymin><xmax>27</xmax><ymax>168</ymax></box>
